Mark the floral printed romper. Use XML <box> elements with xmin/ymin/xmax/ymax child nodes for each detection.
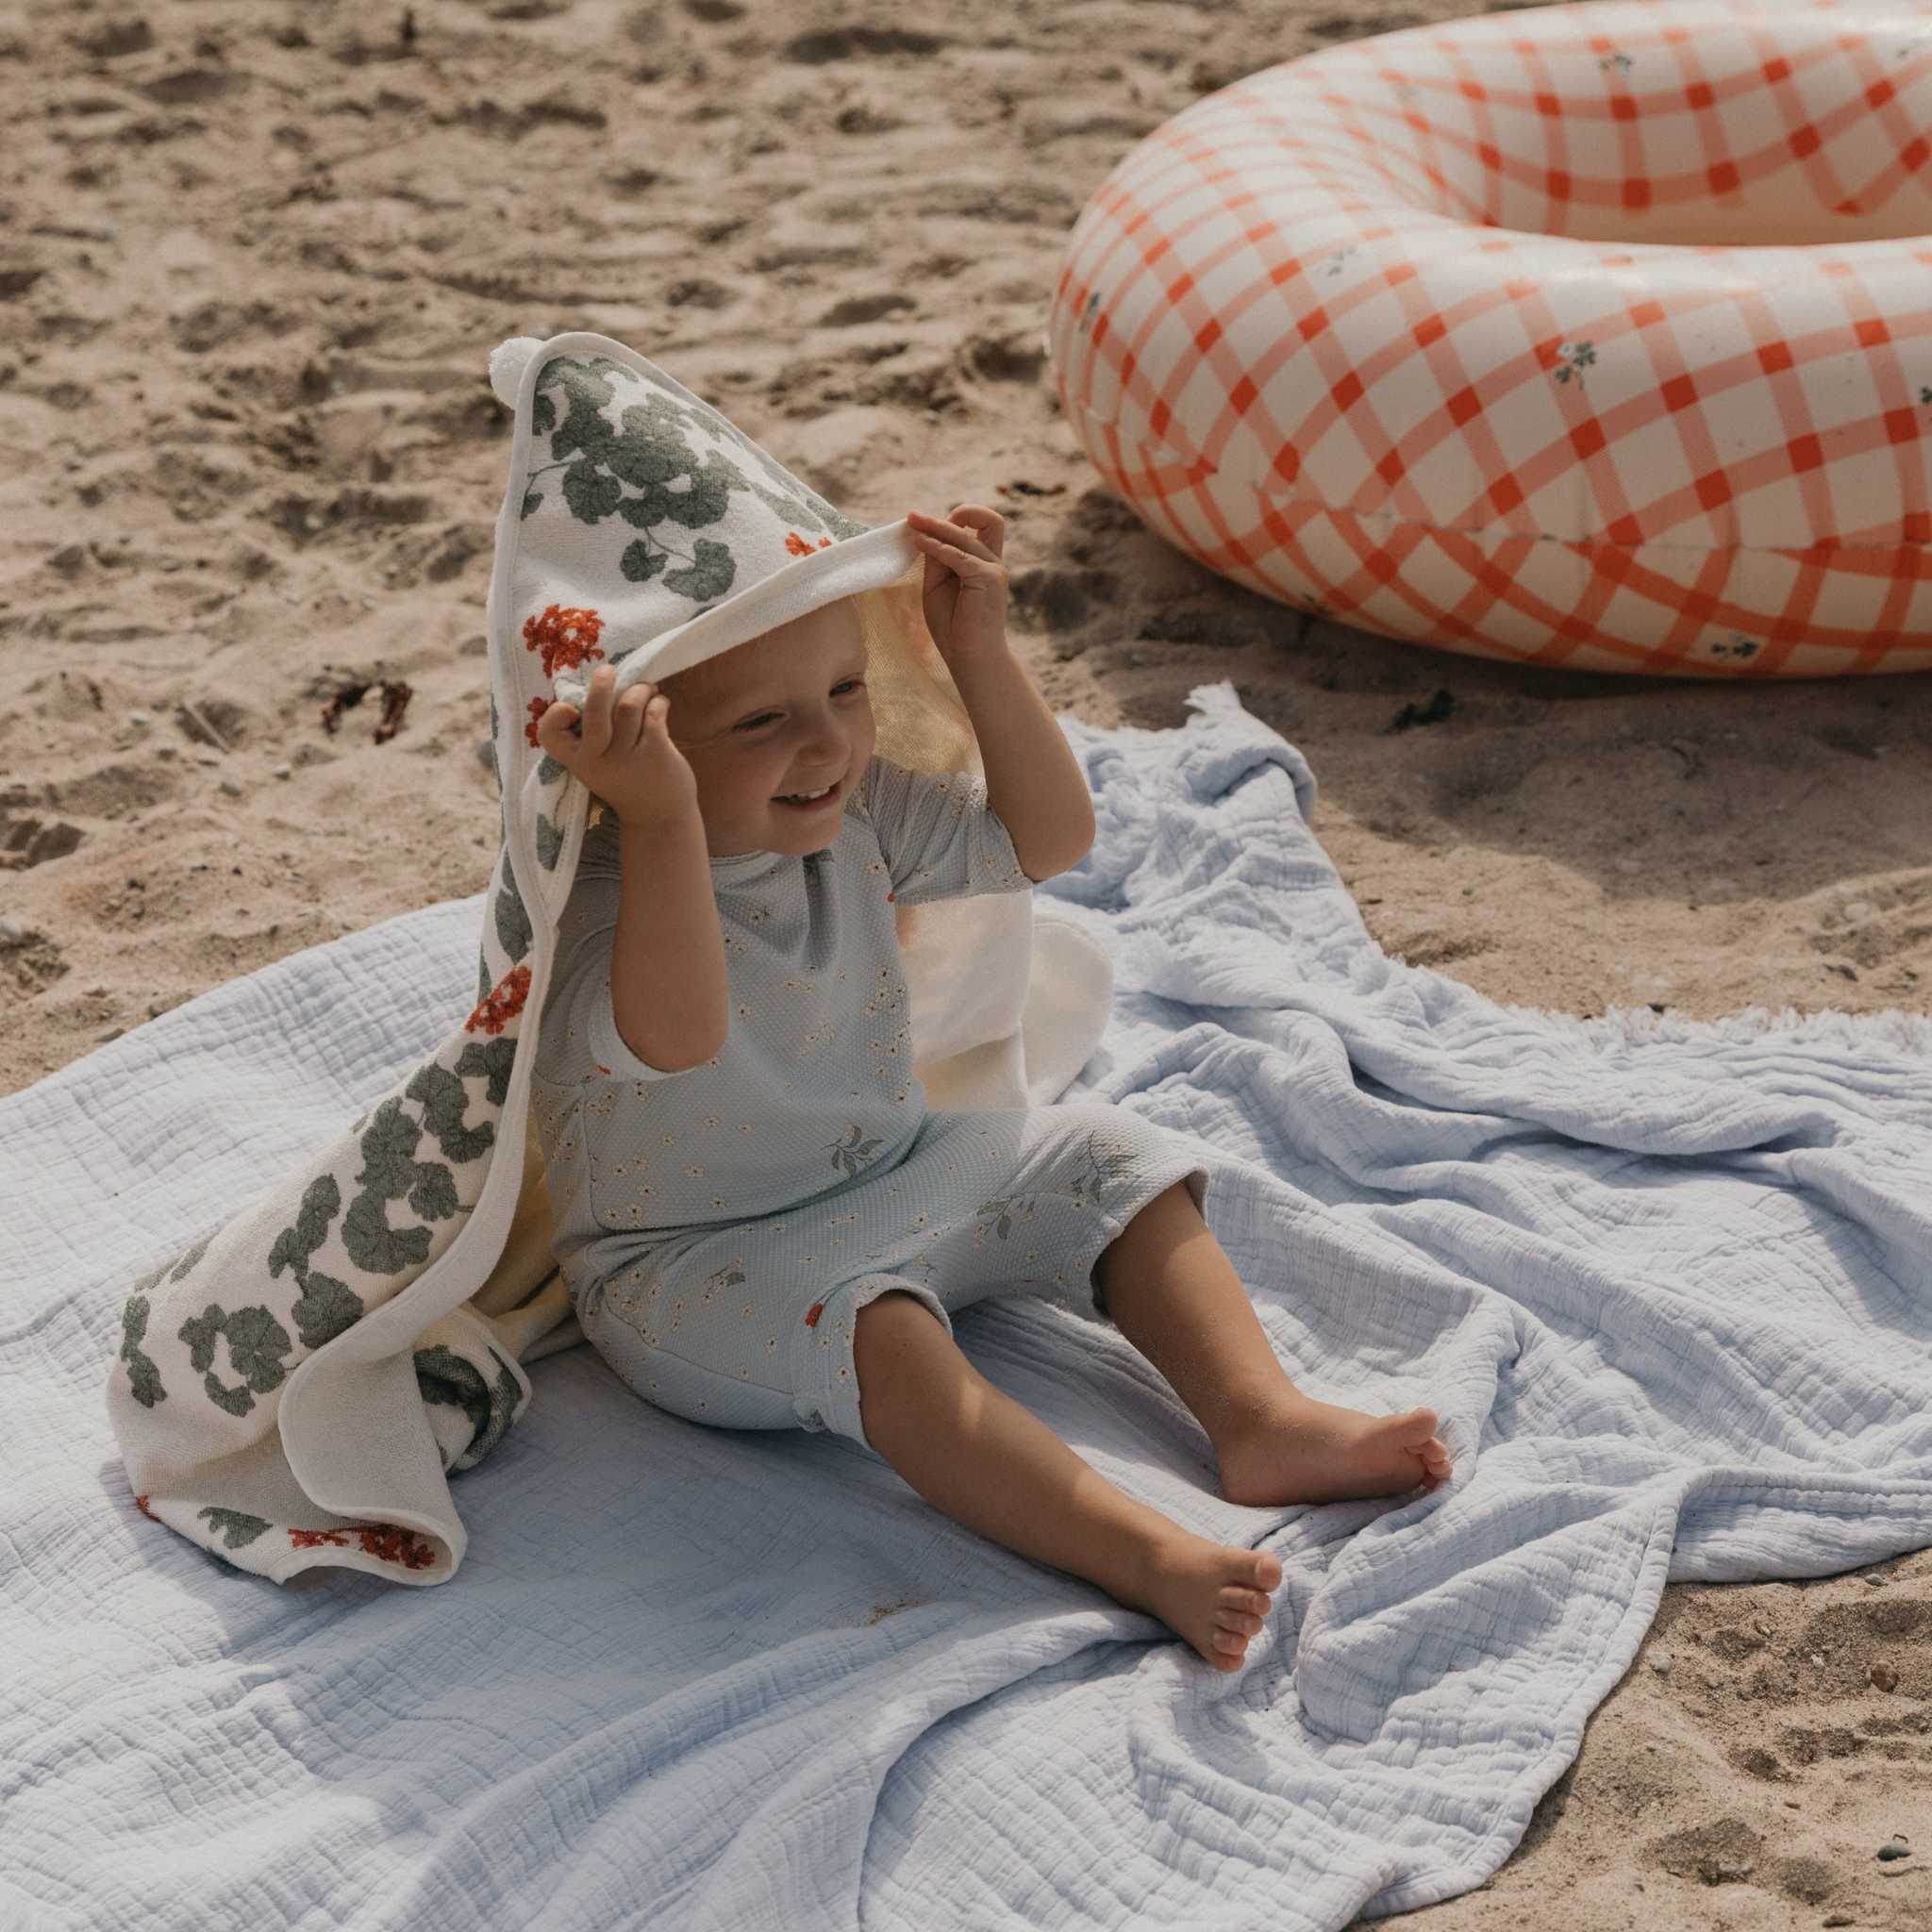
<box><xmin>528</xmin><ymin>753</ymin><xmax>1211</xmax><ymax>1461</ymax></box>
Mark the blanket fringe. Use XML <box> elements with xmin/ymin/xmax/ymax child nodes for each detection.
<box><xmin>1485</xmin><ymin>992</ymin><xmax>1932</xmax><ymax>1057</ymax></box>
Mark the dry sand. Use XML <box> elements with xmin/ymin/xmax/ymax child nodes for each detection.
<box><xmin>2</xmin><ymin>2</ymin><xmax>1926</xmax><ymax>1924</ymax></box>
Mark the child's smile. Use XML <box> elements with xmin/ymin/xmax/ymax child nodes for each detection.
<box><xmin>659</xmin><ymin>595</ymin><xmax>876</xmax><ymax>858</ymax></box>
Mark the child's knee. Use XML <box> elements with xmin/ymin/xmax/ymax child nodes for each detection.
<box><xmin>851</xmin><ymin>1290</ymin><xmax>958</xmax><ymax>1454</ymax></box>
<box><xmin>854</xmin><ymin>1288</ymin><xmax>946</xmax><ymax>1355</ymax></box>
<box><xmin>853</xmin><ymin>1289</ymin><xmax>952</xmax><ymax>1393</ymax></box>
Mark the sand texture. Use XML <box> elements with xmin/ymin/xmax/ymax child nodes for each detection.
<box><xmin>2</xmin><ymin>2</ymin><xmax>1926</xmax><ymax>1924</ymax></box>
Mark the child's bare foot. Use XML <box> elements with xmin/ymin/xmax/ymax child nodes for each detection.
<box><xmin>1213</xmin><ymin>1391</ymin><xmax>1452</xmax><ymax>1507</ymax></box>
<box><xmin>1119</xmin><ymin>1534</ymin><xmax>1285</xmax><ymax>1673</ymax></box>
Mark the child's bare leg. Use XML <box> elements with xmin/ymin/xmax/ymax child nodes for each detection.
<box><xmin>1093</xmin><ymin>1180</ymin><xmax>1454</xmax><ymax>1506</ymax></box>
<box><xmin>853</xmin><ymin>1291</ymin><xmax>1284</xmax><ymax>1673</ymax></box>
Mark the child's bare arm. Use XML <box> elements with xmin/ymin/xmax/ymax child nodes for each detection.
<box><xmin>533</xmin><ymin>665</ymin><xmax>726</xmax><ymax>1073</ymax></box>
<box><xmin>611</xmin><ymin>808</ymin><xmax>729</xmax><ymax>1073</ymax></box>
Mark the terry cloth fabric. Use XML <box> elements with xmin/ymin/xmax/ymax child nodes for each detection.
<box><xmin>15</xmin><ymin>681</ymin><xmax>1932</xmax><ymax>1927</ymax></box>
<box><xmin>99</xmin><ymin>330</ymin><xmax>1116</xmax><ymax>1587</ymax></box>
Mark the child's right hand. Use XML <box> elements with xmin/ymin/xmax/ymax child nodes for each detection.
<box><xmin>535</xmin><ymin>664</ymin><xmax>698</xmax><ymax>831</ymax></box>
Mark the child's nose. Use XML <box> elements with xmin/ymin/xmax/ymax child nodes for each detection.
<box><xmin>803</xmin><ymin>718</ymin><xmax>854</xmax><ymax>757</ymax></box>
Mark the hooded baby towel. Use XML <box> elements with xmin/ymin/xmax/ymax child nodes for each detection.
<box><xmin>104</xmin><ymin>331</ymin><xmax>1115</xmax><ymax>1586</ymax></box>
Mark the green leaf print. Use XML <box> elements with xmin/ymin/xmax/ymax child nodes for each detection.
<box><xmin>618</xmin><ymin>541</ymin><xmax>670</xmax><ymax>586</ymax></box>
<box><xmin>118</xmin><ymin>1295</ymin><xmax>165</xmax><ymax>1408</ymax></box>
<box><xmin>118</xmin><ymin>1222</ymin><xmax>223</xmax><ymax>1407</ymax></box>
<box><xmin>562</xmin><ymin>459</ymin><xmax>625</xmax><ymax>523</ymax></box>
<box><xmin>337</xmin><ymin>1098</ymin><xmax>445</xmax><ymax>1275</ymax></box>
<box><xmin>178</xmin><ymin>1302</ymin><xmax>295</xmax><ymax>1417</ymax></box>
<box><xmin>408</xmin><ymin>1059</ymin><xmax>497</xmax><ymax>1166</ymax></box>
<box><xmin>452</xmin><ymin>1032</ymin><xmax>517</xmax><ymax>1108</ymax></box>
<box><xmin>341</xmin><ymin>1187</ymin><xmax>435</xmax><ymax>1276</ymax></box>
<box><xmin>1065</xmin><ymin>1136</ymin><xmax>1141</xmax><ymax>1216</ymax></box>
<box><xmin>973</xmin><ymin>1195</ymin><xmax>1031</xmax><ymax>1241</ymax></box>
<box><xmin>661</xmin><ymin>537</ymin><xmax>735</xmax><ymax>602</ymax></box>
<box><xmin>199</xmin><ymin>1506</ymin><xmax>275</xmax><ymax>1551</ymax></box>
<box><xmin>535</xmin><ymin>809</ymin><xmax>563</xmax><ymax>871</ymax></box>
<box><xmin>827</xmin><ymin>1124</ymin><xmax>887</xmax><ymax>1178</ymax></box>
<box><xmin>290</xmin><ymin>1270</ymin><xmax>363</xmax><ymax>1352</ymax></box>
<box><xmin>492</xmin><ymin>863</ymin><xmax>532</xmax><ymax>966</ymax></box>
<box><xmin>414</xmin><ymin>1341</ymin><xmax>501</xmax><ymax>1466</ymax></box>
<box><xmin>267</xmin><ymin>1173</ymin><xmax>344</xmax><ymax>1285</ymax></box>
<box><xmin>167</xmin><ymin>1226</ymin><xmax>218</xmax><ymax>1283</ymax></box>
<box><xmin>261</xmin><ymin>1171</ymin><xmax>370</xmax><ymax>1356</ymax></box>
<box><xmin>517</xmin><ymin>352</ymin><xmax>867</xmax><ymax>610</ymax></box>
<box><xmin>543</xmin><ymin>358</ymin><xmax>620</xmax><ymax>464</ymax></box>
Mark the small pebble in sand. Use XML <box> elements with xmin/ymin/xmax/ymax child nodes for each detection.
<box><xmin>1877</xmin><ymin>1840</ymin><xmax>1911</xmax><ymax>1861</ymax></box>
<box><xmin>1647</xmin><ymin>1651</ymin><xmax>1673</xmax><ymax>1674</ymax></box>
<box><xmin>1870</xmin><ymin>1661</ymin><xmax>1899</xmax><ymax>1690</ymax></box>
<box><xmin>1843</xmin><ymin>900</ymin><xmax>1875</xmax><ymax>922</ymax></box>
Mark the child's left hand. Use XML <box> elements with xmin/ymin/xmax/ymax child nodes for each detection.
<box><xmin>906</xmin><ymin>506</ymin><xmax>1008</xmax><ymax>663</ymax></box>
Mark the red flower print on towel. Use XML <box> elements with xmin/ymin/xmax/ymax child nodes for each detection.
<box><xmin>785</xmin><ymin>532</ymin><xmax>834</xmax><ymax>558</ymax></box>
<box><xmin>523</xmin><ymin>603</ymin><xmax>607</xmax><ymax>679</ymax></box>
<box><xmin>287</xmin><ymin>1522</ymin><xmax>440</xmax><ymax>1570</ymax></box>
<box><xmin>466</xmin><ymin>963</ymin><xmax>531</xmax><ymax>1035</ymax></box>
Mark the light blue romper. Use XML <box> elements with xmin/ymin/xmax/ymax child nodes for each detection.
<box><xmin>529</xmin><ymin>753</ymin><xmax>1210</xmax><ymax>1461</ymax></box>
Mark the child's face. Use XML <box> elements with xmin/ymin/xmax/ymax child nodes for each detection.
<box><xmin>658</xmin><ymin>596</ymin><xmax>875</xmax><ymax>858</ymax></box>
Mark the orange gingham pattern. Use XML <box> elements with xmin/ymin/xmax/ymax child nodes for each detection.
<box><xmin>1047</xmin><ymin>0</ymin><xmax>1932</xmax><ymax>676</ymax></box>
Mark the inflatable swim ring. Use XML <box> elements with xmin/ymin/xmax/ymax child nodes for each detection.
<box><xmin>1046</xmin><ymin>0</ymin><xmax>1932</xmax><ymax>677</ymax></box>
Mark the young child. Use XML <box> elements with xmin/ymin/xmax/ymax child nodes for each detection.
<box><xmin>529</xmin><ymin>503</ymin><xmax>1452</xmax><ymax>1674</ymax></box>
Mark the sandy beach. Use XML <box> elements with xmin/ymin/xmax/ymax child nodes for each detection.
<box><xmin>3</xmin><ymin>2</ymin><xmax>1926</xmax><ymax>1924</ymax></box>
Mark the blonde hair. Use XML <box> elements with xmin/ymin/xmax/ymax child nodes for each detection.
<box><xmin>580</xmin><ymin>581</ymin><xmax>974</xmax><ymax>829</ymax></box>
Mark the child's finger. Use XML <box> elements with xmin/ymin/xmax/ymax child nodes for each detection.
<box><xmin>954</xmin><ymin>505</ymin><xmax>1005</xmax><ymax>555</ymax></box>
<box><xmin>910</xmin><ymin>512</ymin><xmax>998</xmax><ymax>562</ymax></box>
<box><xmin>914</xmin><ymin>530</ymin><xmax>999</xmax><ymax>575</ymax></box>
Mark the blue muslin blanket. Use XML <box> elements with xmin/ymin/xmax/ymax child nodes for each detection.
<box><xmin>8</xmin><ymin>679</ymin><xmax>1931</xmax><ymax>1930</ymax></box>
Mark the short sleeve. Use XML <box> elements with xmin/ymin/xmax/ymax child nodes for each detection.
<box><xmin>855</xmin><ymin>754</ymin><xmax>1036</xmax><ymax>907</ymax></box>
<box><xmin>535</xmin><ymin>818</ymin><xmax>695</xmax><ymax>1086</ymax></box>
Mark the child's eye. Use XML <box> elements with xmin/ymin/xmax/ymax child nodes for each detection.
<box><xmin>736</xmin><ymin>680</ymin><xmax>865</xmax><ymax>732</ymax></box>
